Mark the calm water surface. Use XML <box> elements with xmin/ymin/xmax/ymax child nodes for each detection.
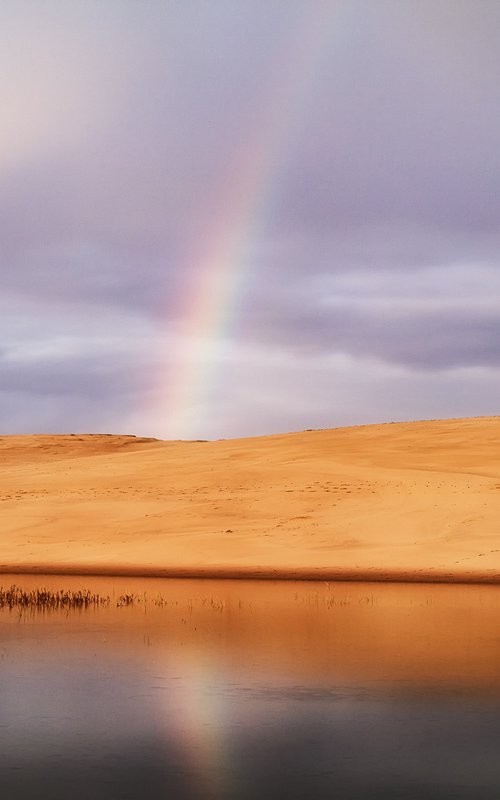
<box><xmin>1</xmin><ymin>576</ymin><xmax>500</xmax><ymax>799</ymax></box>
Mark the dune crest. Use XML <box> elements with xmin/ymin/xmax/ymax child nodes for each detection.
<box><xmin>2</xmin><ymin>417</ymin><xmax>500</xmax><ymax>582</ymax></box>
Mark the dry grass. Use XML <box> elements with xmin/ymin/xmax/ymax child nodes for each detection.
<box><xmin>0</xmin><ymin>585</ymin><xmax>110</xmax><ymax>610</ymax></box>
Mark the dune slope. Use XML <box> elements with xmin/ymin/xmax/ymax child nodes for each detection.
<box><xmin>1</xmin><ymin>418</ymin><xmax>500</xmax><ymax>582</ymax></box>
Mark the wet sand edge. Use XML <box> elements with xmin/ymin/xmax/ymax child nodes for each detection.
<box><xmin>1</xmin><ymin>562</ymin><xmax>500</xmax><ymax>584</ymax></box>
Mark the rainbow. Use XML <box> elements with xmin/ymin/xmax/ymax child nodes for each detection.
<box><xmin>161</xmin><ymin>3</ymin><xmax>346</xmax><ymax>439</ymax></box>
<box><xmin>160</xmin><ymin>658</ymin><xmax>234</xmax><ymax>797</ymax></box>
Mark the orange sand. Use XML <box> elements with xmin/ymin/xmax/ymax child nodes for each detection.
<box><xmin>1</xmin><ymin>417</ymin><xmax>500</xmax><ymax>582</ymax></box>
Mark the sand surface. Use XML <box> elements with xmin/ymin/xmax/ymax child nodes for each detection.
<box><xmin>1</xmin><ymin>417</ymin><xmax>500</xmax><ymax>582</ymax></box>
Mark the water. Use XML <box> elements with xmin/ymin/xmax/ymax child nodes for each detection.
<box><xmin>1</xmin><ymin>576</ymin><xmax>500</xmax><ymax>799</ymax></box>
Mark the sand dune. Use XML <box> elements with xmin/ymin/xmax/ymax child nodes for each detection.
<box><xmin>1</xmin><ymin>417</ymin><xmax>500</xmax><ymax>582</ymax></box>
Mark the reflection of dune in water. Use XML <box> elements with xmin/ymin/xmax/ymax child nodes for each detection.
<box><xmin>2</xmin><ymin>575</ymin><xmax>500</xmax><ymax>689</ymax></box>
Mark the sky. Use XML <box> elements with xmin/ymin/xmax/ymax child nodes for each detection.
<box><xmin>2</xmin><ymin>0</ymin><xmax>500</xmax><ymax>440</ymax></box>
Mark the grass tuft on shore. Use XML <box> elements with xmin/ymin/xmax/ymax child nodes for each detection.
<box><xmin>0</xmin><ymin>584</ymin><xmax>110</xmax><ymax>610</ymax></box>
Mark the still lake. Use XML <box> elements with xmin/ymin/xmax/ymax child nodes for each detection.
<box><xmin>1</xmin><ymin>575</ymin><xmax>500</xmax><ymax>799</ymax></box>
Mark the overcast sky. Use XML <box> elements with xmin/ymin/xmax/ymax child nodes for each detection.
<box><xmin>2</xmin><ymin>0</ymin><xmax>500</xmax><ymax>439</ymax></box>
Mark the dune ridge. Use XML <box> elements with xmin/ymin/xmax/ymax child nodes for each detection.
<box><xmin>1</xmin><ymin>417</ymin><xmax>500</xmax><ymax>583</ymax></box>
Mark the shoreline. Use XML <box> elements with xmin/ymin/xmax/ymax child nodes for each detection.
<box><xmin>1</xmin><ymin>563</ymin><xmax>500</xmax><ymax>585</ymax></box>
